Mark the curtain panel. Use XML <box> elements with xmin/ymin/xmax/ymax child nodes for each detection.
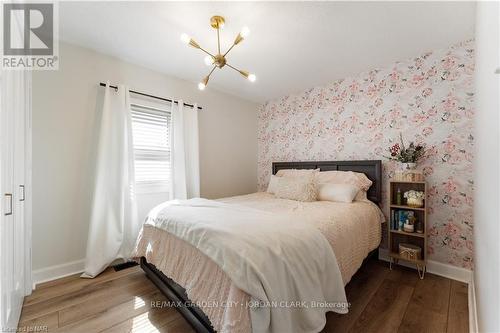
<box><xmin>82</xmin><ymin>83</ymin><xmax>138</xmax><ymax>278</ymax></box>
<box><xmin>170</xmin><ymin>100</ymin><xmax>200</xmax><ymax>200</ymax></box>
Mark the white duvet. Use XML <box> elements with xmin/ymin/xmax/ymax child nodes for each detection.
<box><xmin>145</xmin><ymin>198</ymin><xmax>348</xmax><ymax>333</ymax></box>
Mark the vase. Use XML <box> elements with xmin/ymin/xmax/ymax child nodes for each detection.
<box><xmin>407</xmin><ymin>197</ymin><xmax>424</xmax><ymax>208</ymax></box>
<box><xmin>400</xmin><ymin>162</ymin><xmax>417</xmax><ymax>170</ymax></box>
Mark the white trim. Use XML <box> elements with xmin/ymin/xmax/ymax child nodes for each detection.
<box><xmin>379</xmin><ymin>249</ymin><xmax>472</xmax><ymax>283</ymax></box>
<box><xmin>32</xmin><ymin>259</ymin><xmax>85</xmax><ymax>289</ymax></box>
<box><xmin>468</xmin><ymin>275</ymin><xmax>479</xmax><ymax>333</ymax></box>
<box><xmin>426</xmin><ymin>259</ymin><xmax>473</xmax><ymax>283</ymax></box>
<box><xmin>24</xmin><ymin>74</ymin><xmax>33</xmax><ymax>296</ymax></box>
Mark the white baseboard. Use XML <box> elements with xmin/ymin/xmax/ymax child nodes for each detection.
<box><xmin>468</xmin><ymin>275</ymin><xmax>479</xmax><ymax>333</ymax></box>
<box><xmin>378</xmin><ymin>249</ymin><xmax>472</xmax><ymax>283</ymax></box>
<box><xmin>32</xmin><ymin>259</ymin><xmax>85</xmax><ymax>289</ymax></box>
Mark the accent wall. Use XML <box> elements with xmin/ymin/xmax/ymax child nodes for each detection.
<box><xmin>258</xmin><ymin>40</ymin><xmax>475</xmax><ymax>269</ymax></box>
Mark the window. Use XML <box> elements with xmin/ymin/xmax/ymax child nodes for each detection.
<box><xmin>131</xmin><ymin>103</ymin><xmax>171</xmax><ymax>193</ymax></box>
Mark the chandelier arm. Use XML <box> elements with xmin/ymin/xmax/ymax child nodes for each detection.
<box><xmin>207</xmin><ymin>65</ymin><xmax>217</xmax><ymax>78</ymax></box>
<box><xmin>198</xmin><ymin>46</ymin><xmax>216</xmax><ymax>58</ymax></box>
<box><xmin>226</xmin><ymin>63</ymin><xmax>242</xmax><ymax>73</ymax></box>
<box><xmin>223</xmin><ymin>43</ymin><xmax>236</xmax><ymax>57</ymax></box>
<box><xmin>217</xmin><ymin>28</ymin><xmax>221</xmax><ymax>54</ymax></box>
<box><xmin>226</xmin><ymin>63</ymin><xmax>253</xmax><ymax>80</ymax></box>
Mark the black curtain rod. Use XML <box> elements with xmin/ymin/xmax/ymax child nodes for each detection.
<box><xmin>99</xmin><ymin>82</ymin><xmax>202</xmax><ymax>110</ymax></box>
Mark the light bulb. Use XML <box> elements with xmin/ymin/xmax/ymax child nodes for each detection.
<box><xmin>240</xmin><ymin>26</ymin><xmax>250</xmax><ymax>38</ymax></box>
<box><xmin>204</xmin><ymin>55</ymin><xmax>214</xmax><ymax>66</ymax></box>
<box><xmin>248</xmin><ymin>73</ymin><xmax>256</xmax><ymax>82</ymax></box>
<box><xmin>198</xmin><ymin>82</ymin><xmax>206</xmax><ymax>90</ymax></box>
<box><xmin>180</xmin><ymin>33</ymin><xmax>190</xmax><ymax>44</ymax></box>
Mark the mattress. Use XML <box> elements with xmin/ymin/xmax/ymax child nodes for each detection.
<box><xmin>133</xmin><ymin>192</ymin><xmax>383</xmax><ymax>332</ymax></box>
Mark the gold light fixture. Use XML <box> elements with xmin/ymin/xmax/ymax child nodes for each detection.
<box><xmin>181</xmin><ymin>15</ymin><xmax>256</xmax><ymax>90</ymax></box>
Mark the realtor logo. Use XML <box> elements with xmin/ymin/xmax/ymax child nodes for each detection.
<box><xmin>2</xmin><ymin>2</ymin><xmax>58</xmax><ymax>69</ymax></box>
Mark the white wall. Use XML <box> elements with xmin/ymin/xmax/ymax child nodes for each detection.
<box><xmin>32</xmin><ymin>42</ymin><xmax>258</xmax><ymax>273</ymax></box>
<box><xmin>473</xmin><ymin>2</ymin><xmax>500</xmax><ymax>332</ymax></box>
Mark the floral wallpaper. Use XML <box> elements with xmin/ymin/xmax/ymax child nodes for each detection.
<box><xmin>257</xmin><ymin>40</ymin><xmax>475</xmax><ymax>269</ymax></box>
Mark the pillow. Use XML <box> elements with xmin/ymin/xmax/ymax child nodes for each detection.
<box><xmin>266</xmin><ymin>175</ymin><xmax>281</xmax><ymax>194</ymax></box>
<box><xmin>354</xmin><ymin>190</ymin><xmax>368</xmax><ymax>202</ymax></box>
<box><xmin>318</xmin><ymin>183</ymin><xmax>360</xmax><ymax>203</ymax></box>
<box><xmin>314</xmin><ymin>170</ymin><xmax>372</xmax><ymax>191</ymax></box>
<box><xmin>274</xmin><ymin>174</ymin><xmax>317</xmax><ymax>202</ymax></box>
<box><xmin>275</xmin><ymin>168</ymin><xmax>320</xmax><ymax>178</ymax></box>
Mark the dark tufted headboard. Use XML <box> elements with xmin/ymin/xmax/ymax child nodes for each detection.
<box><xmin>272</xmin><ymin>160</ymin><xmax>382</xmax><ymax>204</ymax></box>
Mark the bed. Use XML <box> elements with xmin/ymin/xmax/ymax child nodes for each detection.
<box><xmin>134</xmin><ymin>160</ymin><xmax>383</xmax><ymax>333</ymax></box>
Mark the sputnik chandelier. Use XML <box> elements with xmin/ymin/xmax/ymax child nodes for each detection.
<box><xmin>180</xmin><ymin>15</ymin><xmax>256</xmax><ymax>90</ymax></box>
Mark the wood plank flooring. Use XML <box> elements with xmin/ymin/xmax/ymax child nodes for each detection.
<box><xmin>19</xmin><ymin>258</ymin><xmax>468</xmax><ymax>333</ymax></box>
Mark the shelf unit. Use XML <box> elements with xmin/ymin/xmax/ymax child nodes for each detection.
<box><xmin>389</xmin><ymin>204</ymin><xmax>425</xmax><ymax>211</ymax></box>
<box><xmin>388</xmin><ymin>180</ymin><xmax>427</xmax><ymax>279</ymax></box>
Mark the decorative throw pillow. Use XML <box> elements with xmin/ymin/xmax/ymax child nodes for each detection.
<box><xmin>275</xmin><ymin>168</ymin><xmax>320</xmax><ymax>178</ymax></box>
<box><xmin>314</xmin><ymin>170</ymin><xmax>372</xmax><ymax>191</ymax></box>
<box><xmin>266</xmin><ymin>175</ymin><xmax>281</xmax><ymax>194</ymax></box>
<box><xmin>274</xmin><ymin>174</ymin><xmax>317</xmax><ymax>202</ymax></box>
<box><xmin>317</xmin><ymin>183</ymin><xmax>360</xmax><ymax>203</ymax></box>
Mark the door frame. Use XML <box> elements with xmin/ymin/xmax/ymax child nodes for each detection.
<box><xmin>24</xmin><ymin>78</ymin><xmax>32</xmax><ymax>296</ymax></box>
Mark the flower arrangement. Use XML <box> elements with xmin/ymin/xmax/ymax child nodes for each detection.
<box><xmin>386</xmin><ymin>134</ymin><xmax>425</xmax><ymax>163</ymax></box>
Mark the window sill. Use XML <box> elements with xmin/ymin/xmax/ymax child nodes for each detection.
<box><xmin>135</xmin><ymin>182</ymin><xmax>169</xmax><ymax>195</ymax></box>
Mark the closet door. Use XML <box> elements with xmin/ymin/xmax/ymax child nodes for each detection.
<box><xmin>13</xmin><ymin>72</ymin><xmax>26</xmax><ymax>312</ymax></box>
<box><xmin>0</xmin><ymin>72</ymin><xmax>29</xmax><ymax>330</ymax></box>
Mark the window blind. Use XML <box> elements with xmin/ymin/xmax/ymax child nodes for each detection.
<box><xmin>131</xmin><ymin>104</ymin><xmax>171</xmax><ymax>188</ymax></box>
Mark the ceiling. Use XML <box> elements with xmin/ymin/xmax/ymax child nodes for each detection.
<box><xmin>59</xmin><ymin>1</ymin><xmax>476</xmax><ymax>103</ymax></box>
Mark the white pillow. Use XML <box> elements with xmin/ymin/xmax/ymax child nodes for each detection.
<box><xmin>314</xmin><ymin>171</ymin><xmax>372</xmax><ymax>191</ymax></box>
<box><xmin>317</xmin><ymin>183</ymin><xmax>359</xmax><ymax>203</ymax></box>
<box><xmin>266</xmin><ymin>175</ymin><xmax>281</xmax><ymax>194</ymax></box>
<box><xmin>354</xmin><ymin>190</ymin><xmax>369</xmax><ymax>202</ymax></box>
<box><xmin>274</xmin><ymin>175</ymin><xmax>317</xmax><ymax>202</ymax></box>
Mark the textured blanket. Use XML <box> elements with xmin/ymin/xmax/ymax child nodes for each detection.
<box><xmin>143</xmin><ymin>198</ymin><xmax>348</xmax><ymax>333</ymax></box>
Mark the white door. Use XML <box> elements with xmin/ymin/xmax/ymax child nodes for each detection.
<box><xmin>13</xmin><ymin>71</ymin><xmax>27</xmax><ymax>320</ymax></box>
<box><xmin>0</xmin><ymin>71</ymin><xmax>30</xmax><ymax>330</ymax></box>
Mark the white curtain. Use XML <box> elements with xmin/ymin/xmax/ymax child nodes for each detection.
<box><xmin>82</xmin><ymin>83</ymin><xmax>139</xmax><ymax>278</ymax></box>
<box><xmin>170</xmin><ymin>100</ymin><xmax>200</xmax><ymax>200</ymax></box>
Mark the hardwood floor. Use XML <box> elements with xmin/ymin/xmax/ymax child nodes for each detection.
<box><xmin>323</xmin><ymin>259</ymin><xmax>469</xmax><ymax>333</ymax></box>
<box><xmin>19</xmin><ymin>259</ymin><xmax>468</xmax><ymax>333</ymax></box>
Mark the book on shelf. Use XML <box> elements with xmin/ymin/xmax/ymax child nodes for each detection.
<box><xmin>391</xmin><ymin>210</ymin><xmax>415</xmax><ymax>231</ymax></box>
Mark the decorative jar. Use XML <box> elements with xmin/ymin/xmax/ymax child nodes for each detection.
<box><xmin>407</xmin><ymin>197</ymin><xmax>424</xmax><ymax>208</ymax></box>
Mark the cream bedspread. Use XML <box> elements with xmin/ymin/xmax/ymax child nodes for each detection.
<box><xmin>133</xmin><ymin>192</ymin><xmax>383</xmax><ymax>333</ymax></box>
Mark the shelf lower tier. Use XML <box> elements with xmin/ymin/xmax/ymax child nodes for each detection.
<box><xmin>390</xmin><ymin>229</ymin><xmax>425</xmax><ymax>238</ymax></box>
<box><xmin>389</xmin><ymin>251</ymin><xmax>425</xmax><ymax>265</ymax></box>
